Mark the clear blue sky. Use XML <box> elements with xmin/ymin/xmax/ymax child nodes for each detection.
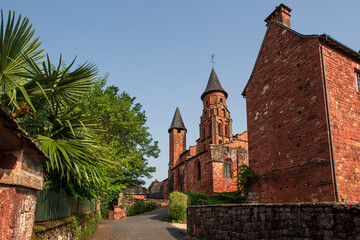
<box><xmin>3</xmin><ymin>1</ymin><xmax>360</xmax><ymax>187</ymax></box>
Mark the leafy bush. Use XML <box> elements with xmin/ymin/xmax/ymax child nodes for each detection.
<box><xmin>184</xmin><ymin>191</ymin><xmax>246</xmax><ymax>205</ymax></box>
<box><xmin>168</xmin><ymin>191</ymin><xmax>189</xmax><ymax>222</ymax></box>
<box><xmin>127</xmin><ymin>201</ymin><xmax>147</xmax><ymax>216</ymax></box>
<box><xmin>208</xmin><ymin>192</ymin><xmax>246</xmax><ymax>204</ymax></box>
<box><xmin>146</xmin><ymin>201</ymin><xmax>157</xmax><ymax>212</ymax></box>
<box><xmin>127</xmin><ymin>200</ymin><xmax>158</xmax><ymax>216</ymax></box>
<box><xmin>183</xmin><ymin>191</ymin><xmax>208</xmax><ymax>205</ymax></box>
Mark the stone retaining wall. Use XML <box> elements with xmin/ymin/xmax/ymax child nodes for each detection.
<box><xmin>187</xmin><ymin>202</ymin><xmax>360</xmax><ymax>239</ymax></box>
<box><xmin>32</xmin><ymin>211</ymin><xmax>99</xmax><ymax>240</ymax></box>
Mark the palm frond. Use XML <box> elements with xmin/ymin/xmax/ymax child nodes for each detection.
<box><xmin>21</xmin><ymin>54</ymin><xmax>98</xmax><ymax>108</ymax></box>
<box><xmin>0</xmin><ymin>10</ymin><xmax>44</xmax><ymax>108</ymax></box>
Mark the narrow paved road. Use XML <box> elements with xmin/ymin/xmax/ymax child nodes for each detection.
<box><xmin>91</xmin><ymin>208</ymin><xmax>192</xmax><ymax>240</ymax></box>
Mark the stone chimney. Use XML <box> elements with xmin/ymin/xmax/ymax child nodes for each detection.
<box><xmin>265</xmin><ymin>4</ymin><xmax>292</xmax><ymax>28</ymax></box>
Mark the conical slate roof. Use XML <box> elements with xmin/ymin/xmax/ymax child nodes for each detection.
<box><xmin>201</xmin><ymin>68</ymin><xmax>228</xmax><ymax>100</ymax></box>
<box><xmin>168</xmin><ymin>107</ymin><xmax>186</xmax><ymax>132</ymax></box>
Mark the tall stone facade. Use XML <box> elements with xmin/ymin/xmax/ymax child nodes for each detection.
<box><xmin>163</xmin><ymin>68</ymin><xmax>248</xmax><ymax>197</ymax></box>
<box><xmin>242</xmin><ymin>4</ymin><xmax>360</xmax><ymax>203</ymax></box>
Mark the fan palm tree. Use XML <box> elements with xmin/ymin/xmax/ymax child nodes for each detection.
<box><xmin>0</xmin><ymin>10</ymin><xmax>112</xmax><ymax>196</ymax></box>
<box><xmin>18</xmin><ymin>55</ymin><xmax>112</xmax><ymax>191</ymax></box>
<box><xmin>0</xmin><ymin>10</ymin><xmax>43</xmax><ymax>109</ymax></box>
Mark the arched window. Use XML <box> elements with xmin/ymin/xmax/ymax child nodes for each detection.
<box><xmin>220</xmin><ymin>98</ymin><xmax>223</xmax><ymax>103</ymax></box>
<box><xmin>221</xmin><ymin>109</ymin><xmax>226</xmax><ymax>117</ymax></box>
<box><xmin>209</xmin><ymin>123</ymin><xmax>212</xmax><ymax>136</ymax></box>
<box><xmin>197</xmin><ymin>161</ymin><xmax>201</xmax><ymax>181</ymax></box>
<box><xmin>218</xmin><ymin>122</ymin><xmax>222</xmax><ymax>135</ymax></box>
<box><xmin>219</xmin><ymin>140</ymin><xmax>222</xmax><ymax>144</ymax></box>
<box><xmin>225</xmin><ymin>125</ymin><xmax>229</xmax><ymax>136</ymax></box>
<box><xmin>202</xmin><ymin>128</ymin><xmax>205</xmax><ymax>139</ymax></box>
<box><xmin>177</xmin><ymin>171</ymin><xmax>181</xmax><ymax>186</ymax></box>
<box><xmin>224</xmin><ymin>160</ymin><xmax>232</xmax><ymax>179</ymax></box>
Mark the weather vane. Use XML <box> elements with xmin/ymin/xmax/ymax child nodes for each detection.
<box><xmin>210</xmin><ymin>53</ymin><xmax>215</xmax><ymax>67</ymax></box>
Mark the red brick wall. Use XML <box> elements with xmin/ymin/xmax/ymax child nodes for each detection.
<box><xmin>245</xmin><ymin>23</ymin><xmax>336</xmax><ymax>202</ymax></box>
<box><xmin>322</xmin><ymin>45</ymin><xmax>360</xmax><ymax>201</ymax></box>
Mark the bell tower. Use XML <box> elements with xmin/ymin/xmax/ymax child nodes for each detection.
<box><xmin>168</xmin><ymin>107</ymin><xmax>187</xmax><ymax>168</ymax></box>
<box><xmin>198</xmin><ymin>68</ymin><xmax>232</xmax><ymax>152</ymax></box>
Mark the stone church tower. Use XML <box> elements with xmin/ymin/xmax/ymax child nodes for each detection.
<box><xmin>163</xmin><ymin>68</ymin><xmax>248</xmax><ymax>197</ymax></box>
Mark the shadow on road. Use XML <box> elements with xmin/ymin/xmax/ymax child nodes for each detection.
<box><xmin>147</xmin><ymin>208</ymin><xmax>168</xmax><ymax>221</ymax></box>
<box><xmin>166</xmin><ymin>227</ymin><xmax>192</xmax><ymax>240</ymax></box>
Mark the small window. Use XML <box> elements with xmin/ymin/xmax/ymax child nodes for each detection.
<box><xmin>177</xmin><ymin>129</ymin><xmax>181</xmax><ymax>133</ymax></box>
<box><xmin>220</xmin><ymin>98</ymin><xmax>223</xmax><ymax>103</ymax></box>
<box><xmin>224</xmin><ymin>161</ymin><xmax>232</xmax><ymax>179</ymax></box>
<box><xmin>202</xmin><ymin>128</ymin><xmax>205</xmax><ymax>139</ymax></box>
<box><xmin>221</xmin><ymin>109</ymin><xmax>226</xmax><ymax>117</ymax></box>
<box><xmin>218</xmin><ymin>123</ymin><xmax>222</xmax><ymax>134</ymax></box>
<box><xmin>219</xmin><ymin>140</ymin><xmax>222</xmax><ymax>144</ymax></box>
<box><xmin>356</xmin><ymin>70</ymin><xmax>360</xmax><ymax>92</ymax></box>
<box><xmin>225</xmin><ymin>125</ymin><xmax>229</xmax><ymax>136</ymax></box>
<box><xmin>197</xmin><ymin>161</ymin><xmax>201</xmax><ymax>181</ymax></box>
<box><xmin>206</xmin><ymin>100</ymin><xmax>209</xmax><ymax>106</ymax></box>
<box><xmin>209</xmin><ymin>123</ymin><xmax>212</xmax><ymax>136</ymax></box>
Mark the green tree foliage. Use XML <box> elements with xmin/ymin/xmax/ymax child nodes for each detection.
<box><xmin>80</xmin><ymin>75</ymin><xmax>159</xmax><ymax>207</ymax></box>
<box><xmin>168</xmin><ymin>191</ymin><xmax>189</xmax><ymax>222</ymax></box>
<box><xmin>236</xmin><ymin>164</ymin><xmax>259</xmax><ymax>195</ymax></box>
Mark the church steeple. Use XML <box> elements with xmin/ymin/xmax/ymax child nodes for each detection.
<box><xmin>201</xmin><ymin>68</ymin><xmax>228</xmax><ymax>100</ymax></box>
<box><xmin>198</xmin><ymin>68</ymin><xmax>232</xmax><ymax>151</ymax></box>
<box><xmin>168</xmin><ymin>107</ymin><xmax>186</xmax><ymax>132</ymax></box>
<box><xmin>169</xmin><ymin>107</ymin><xmax>187</xmax><ymax>168</ymax></box>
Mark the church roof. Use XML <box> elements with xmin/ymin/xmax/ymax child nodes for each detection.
<box><xmin>168</xmin><ymin>107</ymin><xmax>186</xmax><ymax>132</ymax></box>
<box><xmin>201</xmin><ymin>68</ymin><xmax>228</xmax><ymax>100</ymax></box>
<box><xmin>123</xmin><ymin>185</ymin><xmax>148</xmax><ymax>195</ymax></box>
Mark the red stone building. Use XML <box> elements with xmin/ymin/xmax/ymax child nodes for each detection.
<box><xmin>163</xmin><ymin>68</ymin><xmax>248</xmax><ymax>197</ymax></box>
<box><xmin>242</xmin><ymin>4</ymin><xmax>360</xmax><ymax>203</ymax></box>
<box><xmin>0</xmin><ymin>105</ymin><xmax>48</xmax><ymax>239</ymax></box>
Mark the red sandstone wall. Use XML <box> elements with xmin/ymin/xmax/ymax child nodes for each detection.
<box><xmin>246</xmin><ymin>23</ymin><xmax>336</xmax><ymax>202</ymax></box>
<box><xmin>131</xmin><ymin>195</ymin><xmax>147</xmax><ymax>200</ymax></box>
<box><xmin>169</xmin><ymin>129</ymin><xmax>186</xmax><ymax>168</ymax></box>
<box><xmin>211</xmin><ymin>147</ymin><xmax>248</xmax><ymax>193</ymax></box>
<box><xmin>0</xmin><ymin>186</ymin><xmax>37</xmax><ymax>240</ymax></box>
<box><xmin>184</xmin><ymin>152</ymin><xmax>214</xmax><ymax>195</ymax></box>
<box><xmin>163</xmin><ymin>179</ymin><xmax>168</xmax><ymax>199</ymax></box>
<box><xmin>322</xmin><ymin>45</ymin><xmax>360</xmax><ymax>201</ymax></box>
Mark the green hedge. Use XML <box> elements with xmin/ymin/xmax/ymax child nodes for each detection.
<box><xmin>184</xmin><ymin>191</ymin><xmax>246</xmax><ymax>205</ymax></box>
<box><xmin>168</xmin><ymin>191</ymin><xmax>189</xmax><ymax>222</ymax></box>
